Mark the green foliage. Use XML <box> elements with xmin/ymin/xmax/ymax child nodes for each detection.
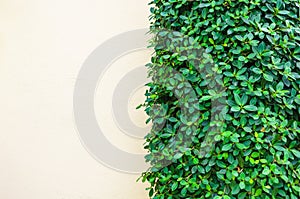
<box><xmin>141</xmin><ymin>0</ymin><xmax>300</xmax><ymax>198</ymax></box>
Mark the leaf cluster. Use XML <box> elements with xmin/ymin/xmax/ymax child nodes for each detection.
<box><xmin>141</xmin><ymin>0</ymin><xmax>300</xmax><ymax>198</ymax></box>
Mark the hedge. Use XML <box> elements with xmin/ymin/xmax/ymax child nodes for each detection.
<box><xmin>141</xmin><ymin>0</ymin><xmax>300</xmax><ymax>198</ymax></box>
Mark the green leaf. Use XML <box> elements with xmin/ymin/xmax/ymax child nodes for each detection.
<box><xmin>222</xmin><ymin>144</ymin><xmax>233</xmax><ymax>151</ymax></box>
<box><xmin>200</xmin><ymin>95</ymin><xmax>212</xmax><ymax>101</ymax></box>
<box><xmin>239</xmin><ymin>56</ymin><xmax>246</xmax><ymax>62</ymax></box>
<box><xmin>231</xmin><ymin>106</ymin><xmax>241</xmax><ymax>112</ymax></box>
<box><xmin>263</xmin><ymin>73</ymin><xmax>274</xmax><ymax>82</ymax></box>
<box><xmin>238</xmin><ymin>192</ymin><xmax>247</xmax><ymax>199</ymax></box>
<box><xmin>223</xmin><ymin>131</ymin><xmax>232</xmax><ymax>137</ymax></box>
<box><xmin>252</xmin><ymin>68</ymin><xmax>262</xmax><ymax>74</ymax></box>
<box><xmin>278</xmin><ymin>10</ymin><xmax>290</xmax><ymax>15</ymax></box>
<box><xmin>239</xmin><ymin>181</ymin><xmax>246</xmax><ymax>189</ymax></box>
<box><xmin>178</xmin><ymin>56</ymin><xmax>187</xmax><ymax>61</ymax></box>
<box><xmin>171</xmin><ymin>182</ymin><xmax>178</xmax><ymax>191</ymax></box>
<box><xmin>262</xmin><ymin>166</ymin><xmax>270</xmax><ymax>175</ymax></box>
<box><xmin>174</xmin><ymin>153</ymin><xmax>183</xmax><ymax>160</ymax></box>
<box><xmin>232</xmin><ymin>184</ymin><xmax>240</xmax><ymax>195</ymax></box>
<box><xmin>199</xmin><ymin>3</ymin><xmax>210</xmax><ymax>8</ymax></box>
<box><xmin>234</xmin><ymin>94</ymin><xmax>242</xmax><ymax>106</ymax></box>
<box><xmin>291</xmin><ymin>149</ymin><xmax>300</xmax><ymax>158</ymax></box>
<box><xmin>243</xmin><ymin>127</ymin><xmax>252</xmax><ymax>132</ymax></box>
<box><xmin>216</xmin><ymin>160</ymin><xmax>227</xmax><ymax>168</ymax></box>
<box><xmin>276</xmin><ymin>82</ymin><xmax>284</xmax><ymax>90</ymax></box>
<box><xmin>244</xmin><ymin>105</ymin><xmax>258</xmax><ymax>112</ymax></box>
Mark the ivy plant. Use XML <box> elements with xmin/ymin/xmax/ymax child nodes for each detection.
<box><xmin>140</xmin><ymin>0</ymin><xmax>300</xmax><ymax>198</ymax></box>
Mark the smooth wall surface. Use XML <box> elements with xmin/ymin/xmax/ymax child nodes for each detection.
<box><xmin>0</xmin><ymin>0</ymin><xmax>150</xmax><ymax>198</ymax></box>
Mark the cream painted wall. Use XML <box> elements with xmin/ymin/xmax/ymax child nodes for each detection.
<box><xmin>0</xmin><ymin>0</ymin><xmax>150</xmax><ymax>198</ymax></box>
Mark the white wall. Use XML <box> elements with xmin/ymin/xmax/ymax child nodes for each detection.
<box><xmin>0</xmin><ymin>0</ymin><xmax>150</xmax><ymax>198</ymax></box>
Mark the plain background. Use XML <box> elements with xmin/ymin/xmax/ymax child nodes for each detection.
<box><xmin>0</xmin><ymin>0</ymin><xmax>151</xmax><ymax>198</ymax></box>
